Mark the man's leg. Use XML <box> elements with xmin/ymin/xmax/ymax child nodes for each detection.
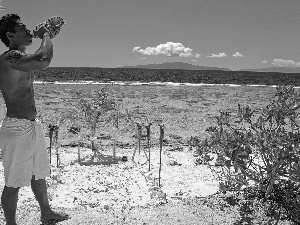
<box><xmin>31</xmin><ymin>176</ymin><xmax>69</xmax><ymax>221</ymax></box>
<box><xmin>1</xmin><ymin>185</ymin><xmax>20</xmax><ymax>225</ymax></box>
<box><xmin>30</xmin><ymin>176</ymin><xmax>51</xmax><ymax>216</ymax></box>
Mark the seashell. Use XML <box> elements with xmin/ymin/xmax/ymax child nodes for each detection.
<box><xmin>33</xmin><ymin>16</ymin><xmax>65</xmax><ymax>39</ymax></box>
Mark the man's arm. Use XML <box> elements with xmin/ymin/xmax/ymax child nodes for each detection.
<box><xmin>5</xmin><ymin>33</ymin><xmax>53</xmax><ymax>72</ymax></box>
<box><xmin>35</xmin><ymin>32</ymin><xmax>53</xmax><ymax>62</ymax></box>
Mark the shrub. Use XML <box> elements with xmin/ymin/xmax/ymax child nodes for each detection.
<box><xmin>200</xmin><ymin>85</ymin><xmax>300</xmax><ymax>197</ymax></box>
<box><xmin>241</xmin><ymin>180</ymin><xmax>300</xmax><ymax>224</ymax></box>
<box><xmin>74</xmin><ymin>86</ymin><xmax>117</xmax><ymax>152</ymax></box>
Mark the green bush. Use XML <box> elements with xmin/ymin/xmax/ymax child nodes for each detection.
<box><xmin>201</xmin><ymin>85</ymin><xmax>300</xmax><ymax>195</ymax></box>
<box><xmin>198</xmin><ymin>85</ymin><xmax>300</xmax><ymax>223</ymax></box>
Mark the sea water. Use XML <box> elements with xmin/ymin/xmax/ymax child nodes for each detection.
<box><xmin>34</xmin><ymin>80</ymin><xmax>295</xmax><ymax>88</ymax></box>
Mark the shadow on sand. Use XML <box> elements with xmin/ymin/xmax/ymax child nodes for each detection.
<box><xmin>79</xmin><ymin>153</ymin><xmax>127</xmax><ymax>166</ymax></box>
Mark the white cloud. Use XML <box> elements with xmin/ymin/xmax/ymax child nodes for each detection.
<box><xmin>195</xmin><ymin>53</ymin><xmax>201</xmax><ymax>58</ymax></box>
<box><xmin>271</xmin><ymin>59</ymin><xmax>300</xmax><ymax>67</ymax></box>
<box><xmin>262</xmin><ymin>60</ymin><xmax>268</xmax><ymax>63</ymax></box>
<box><xmin>140</xmin><ymin>57</ymin><xmax>146</xmax><ymax>60</ymax></box>
<box><xmin>233</xmin><ymin>52</ymin><xmax>244</xmax><ymax>58</ymax></box>
<box><xmin>207</xmin><ymin>52</ymin><xmax>227</xmax><ymax>58</ymax></box>
<box><xmin>191</xmin><ymin>59</ymin><xmax>197</xmax><ymax>61</ymax></box>
<box><xmin>132</xmin><ymin>46</ymin><xmax>141</xmax><ymax>53</ymax></box>
<box><xmin>133</xmin><ymin>42</ymin><xmax>193</xmax><ymax>57</ymax></box>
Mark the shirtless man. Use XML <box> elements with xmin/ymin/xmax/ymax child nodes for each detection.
<box><xmin>0</xmin><ymin>14</ymin><xmax>69</xmax><ymax>225</ymax></box>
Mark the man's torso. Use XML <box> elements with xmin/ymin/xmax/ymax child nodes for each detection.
<box><xmin>0</xmin><ymin>50</ymin><xmax>36</xmax><ymax>120</ymax></box>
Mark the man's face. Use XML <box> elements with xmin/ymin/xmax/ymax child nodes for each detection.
<box><xmin>9</xmin><ymin>21</ymin><xmax>33</xmax><ymax>46</ymax></box>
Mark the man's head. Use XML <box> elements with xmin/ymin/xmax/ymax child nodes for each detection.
<box><xmin>0</xmin><ymin>14</ymin><xmax>32</xmax><ymax>48</ymax></box>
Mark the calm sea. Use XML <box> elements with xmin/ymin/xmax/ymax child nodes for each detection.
<box><xmin>34</xmin><ymin>80</ymin><xmax>297</xmax><ymax>88</ymax></box>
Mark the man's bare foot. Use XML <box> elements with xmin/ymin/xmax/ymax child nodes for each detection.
<box><xmin>40</xmin><ymin>211</ymin><xmax>70</xmax><ymax>224</ymax></box>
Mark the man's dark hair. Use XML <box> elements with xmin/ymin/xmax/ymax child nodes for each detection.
<box><xmin>0</xmin><ymin>14</ymin><xmax>20</xmax><ymax>47</ymax></box>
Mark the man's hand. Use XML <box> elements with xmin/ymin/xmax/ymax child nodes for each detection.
<box><xmin>33</xmin><ymin>16</ymin><xmax>65</xmax><ymax>39</ymax></box>
<box><xmin>33</xmin><ymin>25</ymin><xmax>50</xmax><ymax>39</ymax></box>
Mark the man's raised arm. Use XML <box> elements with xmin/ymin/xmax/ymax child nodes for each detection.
<box><xmin>35</xmin><ymin>32</ymin><xmax>53</xmax><ymax>62</ymax></box>
<box><xmin>5</xmin><ymin>30</ymin><xmax>53</xmax><ymax>72</ymax></box>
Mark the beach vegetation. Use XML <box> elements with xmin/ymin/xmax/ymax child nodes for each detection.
<box><xmin>72</xmin><ymin>86</ymin><xmax>118</xmax><ymax>160</ymax></box>
<box><xmin>198</xmin><ymin>85</ymin><xmax>300</xmax><ymax>223</ymax></box>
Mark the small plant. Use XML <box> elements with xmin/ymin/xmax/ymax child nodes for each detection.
<box><xmin>74</xmin><ymin>86</ymin><xmax>117</xmax><ymax>160</ymax></box>
<box><xmin>48</xmin><ymin>124</ymin><xmax>59</xmax><ymax>168</ymax></box>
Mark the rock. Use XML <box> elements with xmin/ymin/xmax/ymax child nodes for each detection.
<box><xmin>168</xmin><ymin>145</ymin><xmax>183</xmax><ymax>152</ymax></box>
<box><xmin>192</xmin><ymin>150</ymin><xmax>200</xmax><ymax>157</ymax></box>
<box><xmin>193</xmin><ymin>157</ymin><xmax>203</xmax><ymax>166</ymax></box>
<box><xmin>168</xmin><ymin>159</ymin><xmax>182</xmax><ymax>166</ymax></box>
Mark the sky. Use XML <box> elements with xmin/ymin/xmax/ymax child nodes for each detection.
<box><xmin>0</xmin><ymin>0</ymin><xmax>299</xmax><ymax>70</ymax></box>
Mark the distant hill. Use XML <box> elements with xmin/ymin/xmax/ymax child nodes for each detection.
<box><xmin>121</xmin><ymin>62</ymin><xmax>231</xmax><ymax>71</ymax></box>
<box><xmin>241</xmin><ymin>67</ymin><xmax>300</xmax><ymax>73</ymax></box>
<box><xmin>121</xmin><ymin>62</ymin><xmax>300</xmax><ymax>73</ymax></box>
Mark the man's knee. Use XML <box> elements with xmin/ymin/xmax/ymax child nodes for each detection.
<box><xmin>31</xmin><ymin>175</ymin><xmax>46</xmax><ymax>181</ymax></box>
<box><xmin>2</xmin><ymin>185</ymin><xmax>20</xmax><ymax>196</ymax></box>
<box><xmin>31</xmin><ymin>176</ymin><xmax>46</xmax><ymax>186</ymax></box>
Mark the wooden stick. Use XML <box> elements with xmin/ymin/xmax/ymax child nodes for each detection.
<box><xmin>132</xmin><ymin>123</ymin><xmax>149</xmax><ymax>163</ymax></box>
<box><xmin>113</xmin><ymin>138</ymin><xmax>116</xmax><ymax>159</ymax></box>
<box><xmin>48</xmin><ymin>125</ymin><xmax>53</xmax><ymax>175</ymax></box>
<box><xmin>55</xmin><ymin>126</ymin><xmax>59</xmax><ymax>168</ymax></box>
<box><xmin>132</xmin><ymin>123</ymin><xmax>142</xmax><ymax>160</ymax></box>
<box><xmin>78</xmin><ymin>139</ymin><xmax>81</xmax><ymax>163</ymax></box>
<box><xmin>137</xmin><ymin>124</ymin><xmax>141</xmax><ymax>155</ymax></box>
<box><xmin>146</xmin><ymin>123</ymin><xmax>152</xmax><ymax>171</ymax></box>
<box><xmin>159</xmin><ymin>125</ymin><xmax>165</xmax><ymax>187</ymax></box>
<box><xmin>132</xmin><ymin>124</ymin><xmax>138</xmax><ymax>160</ymax></box>
<box><xmin>49</xmin><ymin>125</ymin><xmax>53</xmax><ymax>165</ymax></box>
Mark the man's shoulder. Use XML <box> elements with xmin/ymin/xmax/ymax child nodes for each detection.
<box><xmin>0</xmin><ymin>50</ymin><xmax>11</xmax><ymax>59</ymax></box>
<box><xmin>1</xmin><ymin>49</ymin><xmax>22</xmax><ymax>56</ymax></box>
<box><xmin>0</xmin><ymin>50</ymin><xmax>26</xmax><ymax>64</ymax></box>
<box><xmin>0</xmin><ymin>50</ymin><xmax>10</xmax><ymax>66</ymax></box>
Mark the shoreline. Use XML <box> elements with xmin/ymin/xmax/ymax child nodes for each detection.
<box><xmin>34</xmin><ymin>80</ymin><xmax>295</xmax><ymax>88</ymax></box>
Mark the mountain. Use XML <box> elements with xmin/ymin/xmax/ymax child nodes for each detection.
<box><xmin>121</xmin><ymin>62</ymin><xmax>231</xmax><ymax>71</ymax></box>
<box><xmin>120</xmin><ymin>62</ymin><xmax>300</xmax><ymax>73</ymax></box>
<box><xmin>240</xmin><ymin>67</ymin><xmax>300</xmax><ymax>73</ymax></box>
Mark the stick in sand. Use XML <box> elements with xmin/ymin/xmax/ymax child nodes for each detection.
<box><xmin>48</xmin><ymin>125</ymin><xmax>53</xmax><ymax>165</ymax></box>
<box><xmin>159</xmin><ymin>125</ymin><xmax>165</xmax><ymax>187</ymax></box>
<box><xmin>48</xmin><ymin>125</ymin><xmax>53</xmax><ymax>175</ymax></box>
<box><xmin>78</xmin><ymin>139</ymin><xmax>81</xmax><ymax>163</ymax></box>
<box><xmin>75</xmin><ymin>127</ymin><xmax>81</xmax><ymax>163</ymax></box>
<box><xmin>132</xmin><ymin>123</ymin><xmax>149</xmax><ymax>163</ymax></box>
<box><xmin>145</xmin><ymin>123</ymin><xmax>152</xmax><ymax>171</ymax></box>
<box><xmin>54</xmin><ymin>126</ymin><xmax>60</xmax><ymax>168</ymax></box>
<box><xmin>138</xmin><ymin>124</ymin><xmax>142</xmax><ymax>155</ymax></box>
